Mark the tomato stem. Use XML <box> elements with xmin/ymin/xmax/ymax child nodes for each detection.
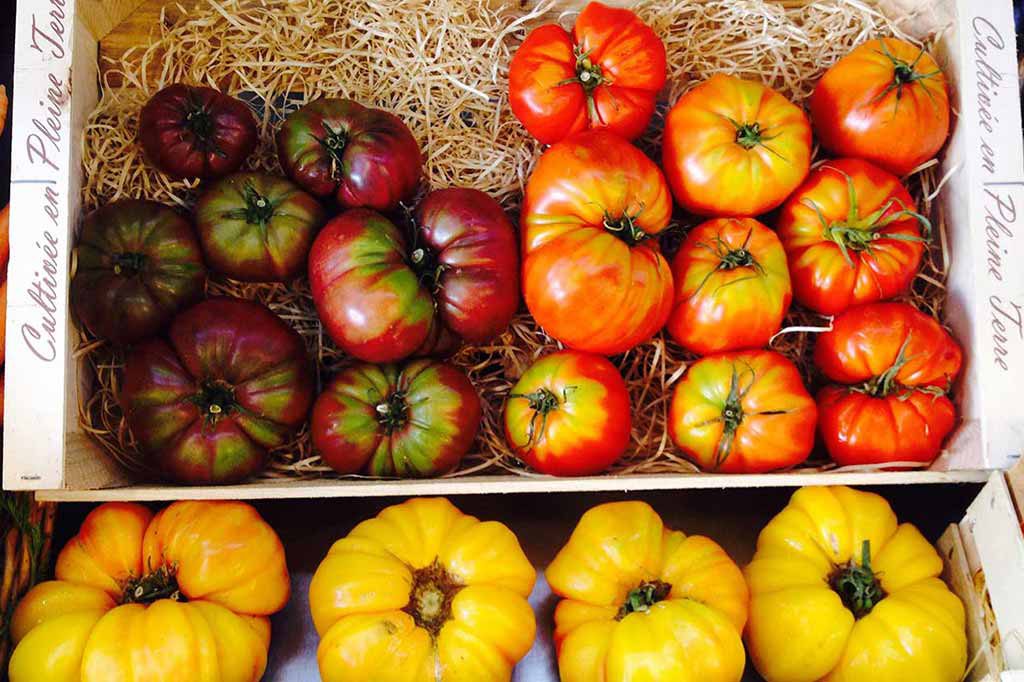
<box><xmin>190</xmin><ymin>380</ymin><xmax>237</xmax><ymax>424</ymax></box>
<box><xmin>229</xmin><ymin>182</ymin><xmax>276</xmax><ymax>229</ymax></box>
<box><xmin>830</xmin><ymin>540</ymin><xmax>886</xmax><ymax>619</ymax></box>
<box><xmin>182</xmin><ymin>92</ymin><xmax>218</xmax><ymax>153</ymax></box>
<box><xmin>617</xmin><ymin>580</ymin><xmax>672</xmax><ymax>619</ymax></box>
<box><xmin>376</xmin><ymin>390</ymin><xmax>410</xmax><ymax>435</ymax></box>
<box><xmin>508</xmin><ymin>387</ymin><xmax>574</xmax><ymax>452</ymax></box>
<box><xmin>603</xmin><ymin>209</ymin><xmax>650</xmax><ymax>246</ymax></box>
<box><xmin>872</xmin><ymin>40</ymin><xmax>942</xmax><ymax>111</ymax></box>
<box><xmin>317</xmin><ymin>122</ymin><xmax>349</xmax><ymax>180</ymax></box>
<box><xmin>112</xmin><ymin>251</ymin><xmax>148</xmax><ymax>276</ymax></box>
<box><xmin>404</xmin><ymin>560</ymin><xmax>461</xmax><ymax>637</ymax></box>
<box><xmin>122</xmin><ymin>564</ymin><xmax>185</xmax><ymax>605</ymax></box>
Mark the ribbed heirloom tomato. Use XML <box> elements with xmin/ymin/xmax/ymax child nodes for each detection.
<box><xmin>746</xmin><ymin>486</ymin><xmax>967</xmax><ymax>682</ymax></box>
<box><xmin>509</xmin><ymin>2</ymin><xmax>666</xmax><ymax>144</ymax></box>
<box><xmin>522</xmin><ymin>130</ymin><xmax>674</xmax><ymax>354</ymax></box>
<box><xmin>814</xmin><ymin>302</ymin><xmax>963</xmax><ymax>466</ymax></box>
<box><xmin>669</xmin><ymin>350</ymin><xmax>817</xmax><ymax>473</ymax></box>
<box><xmin>309</xmin><ymin>498</ymin><xmax>537</xmax><ymax>682</ymax></box>
<box><xmin>776</xmin><ymin>158</ymin><xmax>928</xmax><ymax>315</ymax></box>
<box><xmin>667</xmin><ymin>218</ymin><xmax>791</xmax><ymax>355</ymax></box>
<box><xmin>548</xmin><ymin>501</ymin><xmax>749</xmax><ymax>682</ymax></box>
<box><xmin>311</xmin><ymin>359</ymin><xmax>481</xmax><ymax>477</ymax></box>
<box><xmin>9</xmin><ymin>500</ymin><xmax>290</xmax><ymax>682</ymax></box>
<box><xmin>662</xmin><ymin>74</ymin><xmax>812</xmax><ymax>217</ymax></box>
<box><xmin>504</xmin><ymin>350</ymin><xmax>631</xmax><ymax>476</ymax></box>
<box><xmin>309</xmin><ymin>188</ymin><xmax>519</xmax><ymax>362</ymax></box>
<box><xmin>811</xmin><ymin>38</ymin><xmax>950</xmax><ymax>176</ymax></box>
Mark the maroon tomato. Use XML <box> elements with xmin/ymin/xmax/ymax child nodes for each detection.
<box><xmin>276</xmin><ymin>98</ymin><xmax>422</xmax><ymax>212</ymax></box>
<box><xmin>138</xmin><ymin>84</ymin><xmax>257</xmax><ymax>180</ymax></box>
<box><xmin>121</xmin><ymin>297</ymin><xmax>314</xmax><ymax>484</ymax></box>
<box><xmin>309</xmin><ymin>189</ymin><xmax>519</xmax><ymax>362</ymax></box>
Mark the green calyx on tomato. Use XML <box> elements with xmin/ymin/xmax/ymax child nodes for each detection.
<box><xmin>112</xmin><ymin>251</ymin><xmax>148</xmax><ymax>277</ymax></box>
<box><xmin>723</xmin><ymin>116</ymin><xmax>786</xmax><ymax>160</ymax></box>
<box><xmin>851</xmin><ymin>335</ymin><xmax>947</xmax><ymax>400</ymax></box>
<box><xmin>122</xmin><ymin>564</ymin><xmax>186</xmax><ymax>605</ymax></box>
<box><xmin>555</xmin><ymin>46</ymin><xmax>608</xmax><ymax>123</ymax></box>
<box><xmin>617</xmin><ymin>580</ymin><xmax>672</xmax><ymax>619</ymax></box>
<box><xmin>705</xmin><ymin>363</ymin><xmax>791</xmax><ymax>469</ymax></box>
<box><xmin>404</xmin><ymin>560</ymin><xmax>461</xmax><ymax>636</ymax></box>
<box><xmin>190</xmin><ymin>380</ymin><xmax>238</xmax><ymax>423</ymax></box>
<box><xmin>508</xmin><ymin>386</ymin><xmax>574</xmax><ymax>450</ymax></box>
<box><xmin>829</xmin><ymin>540</ymin><xmax>886</xmax><ymax>619</ymax></box>
<box><xmin>690</xmin><ymin>228</ymin><xmax>765</xmax><ymax>299</ymax></box>
<box><xmin>602</xmin><ymin>207</ymin><xmax>650</xmax><ymax>246</ymax></box>
<box><xmin>875</xmin><ymin>40</ymin><xmax>942</xmax><ymax>107</ymax></box>
<box><xmin>804</xmin><ymin>166</ymin><xmax>930</xmax><ymax>268</ymax></box>
<box><xmin>316</xmin><ymin>122</ymin><xmax>350</xmax><ymax>180</ymax></box>
<box><xmin>375</xmin><ymin>390</ymin><xmax>411</xmax><ymax>435</ymax></box>
<box><xmin>224</xmin><ymin>182</ymin><xmax>278</xmax><ymax>229</ymax></box>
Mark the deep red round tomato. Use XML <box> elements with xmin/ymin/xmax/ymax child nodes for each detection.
<box><xmin>121</xmin><ymin>297</ymin><xmax>314</xmax><ymax>484</ymax></box>
<box><xmin>509</xmin><ymin>1</ymin><xmax>666</xmax><ymax>145</ymax></box>
<box><xmin>662</xmin><ymin>74</ymin><xmax>812</xmax><ymax>217</ymax></box>
<box><xmin>277</xmin><ymin>98</ymin><xmax>421</xmax><ymax>212</ymax></box>
<box><xmin>521</xmin><ymin>130</ymin><xmax>674</xmax><ymax>355</ymax></box>
<box><xmin>195</xmin><ymin>172</ymin><xmax>325</xmax><ymax>282</ymax></box>
<box><xmin>504</xmin><ymin>350</ymin><xmax>630</xmax><ymax>476</ymax></box>
<box><xmin>138</xmin><ymin>84</ymin><xmax>257</xmax><ymax>180</ymax></box>
<box><xmin>813</xmin><ymin>302</ymin><xmax>962</xmax><ymax>466</ymax></box>
<box><xmin>71</xmin><ymin>200</ymin><xmax>206</xmax><ymax>345</ymax></box>
<box><xmin>309</xmin><ymin>189</ymin><xmax>519</xmax><ymax>362</ymax></box>
<box><xmin>667</xmin><ymin>218</ymin><xmax>791</xmax><ymax>355</ymax></box>
<box><xmin>777</xmin><ymin>158</ymin><xmax>927</xmax><ymax>315</ymax></box>
<box><xmin>668</xmin><ymin>350</ymin><xmax>817</xmax><ymax>473</ymax></box>
<box><xmin>811</xmin><ymin>38</ymin><xmax>950</xmax><ymax>176</ymax></box>
<box><xmin>311</xmin><ymin>359</ymin><xmax>480</xmax><ymax>476</ymax></box>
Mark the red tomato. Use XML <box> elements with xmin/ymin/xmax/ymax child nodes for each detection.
<box><xmin>667</xmin><ymin>218</ymin><xmax>791</xmax><ymax>355</ymax></box>
<box><xmin>521</xmin><ymin>130</ymin><xmax>674</xmax><ymax>355</ymax></box>
<box><xmin>776</xmin><ymin>158</ymin><xmax>927</xmax><ymax>315</ymax></box>
<box><xmin>669</xmin><ymin>350</ymin><xmax>817</xmax><ymax>473</ymax></box>
<box><xmin>662</xmin><ymin>74</ymin><xmax>812</xmax><ymax>217</ymax></box>
<box><xmin>814</xmin><ymin>302</ymin><xmax>962</xmax><ymax>465</ymax></box>
<box><xmin>509</xmin><ymin>2</ymin><xmax>666</xmax><ymax>145</ymax></box>
<box><xmin>504</xmin><ymin>351</ymin><xmax>631</xmax><ymax>476</ymax></box>
<box><xmin>811</xmin><ymin>38</ymin><xmax>950</xmax><ymax>176</ymax></box>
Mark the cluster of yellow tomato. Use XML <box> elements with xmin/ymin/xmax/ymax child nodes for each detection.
<box><xmin>8</xmin><ymin>486</ymin><xmax>966</xmax><ymax>682</ymax></box>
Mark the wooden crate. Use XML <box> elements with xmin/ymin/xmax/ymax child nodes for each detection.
<box><xmin>4</xmin><ymin>0</ymin><xmax>1023</xmax><ymax>500</ymax></box>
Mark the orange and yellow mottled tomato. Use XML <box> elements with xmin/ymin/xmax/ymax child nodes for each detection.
<box><xmin>776</xmin><ymin>158</ymin><xmax>927</xmax><ymax>315</ymax></box>
<box><xmin>9</xmin><ymin>501</ymin><xmax>290</xmax><ymax>682</ymax></box>
<box><xmin>667</xmin><ymin>217</ymin><xmax>791</xmax><ymax>355</ymax></box>
<box><xmin>662</xmin><ymin>74</ymin><xmax>812</xmax><ymax>217</ymax></box>
<box><xmin>309</xmin><ymin>497</ymin><xmax>537</xmax><ymax>682</ymax></box>
<box><xmin>547</xmin><ymin>500</ymin><xmax>748</xmax><ymax>682</ymax></box>
<box><xmin>504</xmin><ymin>350</ymin><xmax>631</xmax><ymax>476</ymax></box>
<box><xmin>811</xmin><ymin>38</ymin><xmax>950</xmax><ymax>176</ymax></box>
<box><xmin>522</xmin><ymin>130</ymin><xmax>674</xmax><ymax>355</ymax></box>
<box><xmin>669</xmin><ymin>350</ymin><xmax>817</xmax><ymax>473</ymax></box>
<box><xmin>746</xmin><ymin>486</ymin><xmax>967</xmax><ymax>682</ymax></box>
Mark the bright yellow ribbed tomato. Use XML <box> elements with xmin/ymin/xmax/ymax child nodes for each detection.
<box><xmin>547</xmin><ymin>501</ymin><xmax>749</xmax><ymax>682</ymax></box>
<box><xmin>309</xmin><ymin>497</ymin><xmax>537</xmax><ymax>682</ymax></box>
<box><xmin>745</xmin><ymin>486</ymin><xmax>967</xmax><ymax>682</ymax></box>
<box><xmin>8</xmin><ymin>501</ymin><xmax>289</xmax><ymax>682</ymax></box>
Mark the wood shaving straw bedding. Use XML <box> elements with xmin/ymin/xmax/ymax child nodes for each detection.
<box><xmin>78</xmin><ymin>0</ymin><xmax>953</xmax><ymax>481</ymax></box>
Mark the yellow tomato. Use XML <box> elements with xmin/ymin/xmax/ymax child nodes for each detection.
<box><xmin>547</xmin><ymin>501</ymin><xmax>748</xmax><ymax>682</ymax></box>
<box><xmin>309</xmin><ymin>497</ymin><xmax>537</xmax><ymax>682</ymax></box>
<box><xmin>745</xmin><ymin>486</ymin><xmax>967</xmax><ymax>682</ymax></box>
<box><xmin>9</xmin><ymin>501</ymin><xmax>289</xmax><ymax>682</ymax></box>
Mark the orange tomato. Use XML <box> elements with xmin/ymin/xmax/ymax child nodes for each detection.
<box><xmin>667</xmin><ymin>218</ymin><xmax>791</xmax><ymax>355</ymax></box>
<box><xmin>522</xmin><ymin>129</ymin><xmax>674</xmax><ymax>354</ymax></box>
<box><xmin>662</xmin><ymin>74</ymin><xmax>812</xmax><ymax>217</ymax></box>
<box><xmin>811</xmin><ymin>38</ymin><xmax>950</xmax><ymax>176</ymax></box>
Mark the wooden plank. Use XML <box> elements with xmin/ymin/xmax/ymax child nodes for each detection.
<box><xmin>97</xmin><ymin>0</ymin><xmax>183</xmax><ymax>87</ymax></box>
<box><xmin>36</xmin><ymin>468</ymin><xmax>990</xmax><ymax>502</ymax></box>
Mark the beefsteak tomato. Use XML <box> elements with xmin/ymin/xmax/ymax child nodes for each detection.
<box><xmin>311</xmin><ymin>359</ymin><xmax>481</xmax><ymax>477</ymax></box>
<box><xmin>138</xmin><ymin>84</ymin><xmax>257</xmax><ymax>180</ymax></box>
<box><xmin>662</xmin><ymin>74</ymin><xmax>812</xmax><ymax>217</ymax></box>
<box><xmin>70</xmin><ymin>200</ymin><xmax>206</xmax><ymax>345</ymax></box>
<box><xmin>277</xmin><ymin>97</ymin><xmax>421</xmax><ymax>211</ymax></box>
<box><xmin>667</xmin><ymin>217</ymin><xmax>791</xmax><ymax>354</ymax></box>
<box><xmin>521</xmin><ymin>130</ymin><xmax>673</xmax><ymax>354</ymax></box>
<box><xmin>776</xmin><ymin>158</ymin><xmax>927</xmax><ymax>315</ymax></box>
<box><xmin>548</xmin><ymin>501</ymin><xmax>748</xmax><ymax>682</ymax></box>
<box><xmin>811</xmin><ymin>38</ymin><xmax>950</xmax><ymax>176</ymax></box>
<box><xmin>309</xmin><ymin>497</ymin><xmax>537</xmax><ymax>682</ymax></box>
<box><xmin>195</xmin><ymin>172</ymin><xmax>325</xmax><ymax>281</ymax></box>
<box><xmin>745</xmin><ymin>486</ymin><xmax>967</xmax><ymax>682</ymax></box>
<box><xmin>309</xmin><ymin>189</ymin><xmax>518</xmax><ymax>362</ymax></box>
<box><xmin>504</xmin><ymin>350</ymin><xmax>630</xmax><ymax>476</ymax></box>
<box><xmin>121</xmin><ymin>297</ymin><xmax>314</xmax><ymax>484</ymax></box>
<box><xmin>813</xmin><ymin>302</ymin><xmax>962</xmax><ymax>465</ymax></box>
<box><xmin>509</xmin><ymin>2</ymin><xmax>666</xmax><ymax>145</ymax></box>
<box><xmin>668</xmin><ymin>350</ymin><xmax>816</xmax><ymax>472</ymax></box>
<box><xmin>9</xmin><ymin>500</ymin><xmax>290</xmax><ymax>682</ymax></box>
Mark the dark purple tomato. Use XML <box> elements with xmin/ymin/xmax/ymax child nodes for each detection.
<box><xmin>71</xmin><ymin>200</ymin><xmax>206</xmax><ymax>345</ymax></box>
<box><xmin>138</xmin><ymin>84</ymin><xmax>258</xmax><ymax>180</ymax></box>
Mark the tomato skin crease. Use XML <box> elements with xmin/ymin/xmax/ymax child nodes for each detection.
<box><xmin>509</xmin><ymin>2</ymin><xmax>666</xmax><ymax>145</ymax></box>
